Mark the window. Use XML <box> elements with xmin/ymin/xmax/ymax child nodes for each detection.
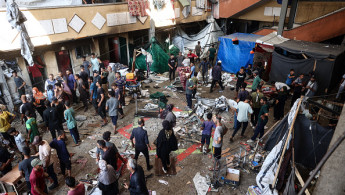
<box><xmin>75</xmin><ymin>45</ymin><xmax>92</xmax><ymax>59</ymax></box>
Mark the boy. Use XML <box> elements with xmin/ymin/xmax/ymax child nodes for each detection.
<box><xmin>64</xmin><ymin>101</ymin><xmax>80</xmax><ymax>146</ymax></box>
<box><xmin>66</xmin><ymin>176</ymin><xmax>85</xmax><ymax>195</ymax></box>
<box><xmin>25</xmin><ymin>111</ymin><xmax>39</xmax><ymax>153</ymax></box>
<box><xmin>285</xmin><ymin>69</ymin><xmax>295</xmax><ymax>87</ymax></box>
<box><xmin>106</xmin><ymin>91</ymin><xmax>119</xmax><ymax>134</ymax></box>
<box><xmin>200</xmin><ymin>113</ymin><xmax>216</xmax><ymax>154</ymax></box>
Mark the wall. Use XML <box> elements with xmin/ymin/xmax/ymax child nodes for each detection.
<box><xmin>219</xmin><ymin>0</ymin><xmax>262</xmax><ymax>18</ymax></box>
<box><xmin>0</xmin><ymin>1</ymin><xmax>209</xmax><ymax>52</ymax></box>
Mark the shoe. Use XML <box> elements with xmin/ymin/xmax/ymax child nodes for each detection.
<box><xmin>162</xmin><ymin>167</ymin><xmax>167</xmax><ymax>174</ymax></box>
<box><xmin>219</xmin><ymin>90</ymin><xmax>223</xmax><ymax>92</ymax></box>
<box><xmin>147</xmin><ymin>165</ymin><xmax>153</xmax><ymax>171</ymax></box>
<box><xmin>264</xmin><ymin>126</ymin><xmax>268</xmax><ymax>130</ymax></box>
<box><xmin>249</xmin><ymin>122</ymin><xmax>254</xmax><ymax>128</ymax></box>
<box><xmin>247</xmin><ymin>139</ymin><xmax>254</xmax><ymax>143</ymax></box>
<box><xmin>84</xmin><ymin>107</ymin><xmax>88</xmax><ymax>112</ymax></box>
<box><xmin>229</xmin><ymin>137</ymin><xmax>234</xmax><ymax>142</ymax></box>
<box><xmin>48</xmin><ymin>183</ymin><xmax>58</xmax><ymax>190</ymax></box>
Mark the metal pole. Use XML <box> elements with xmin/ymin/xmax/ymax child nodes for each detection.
<box><xmin>287</xmin><ymin>0</ymin><xmax>299</xmax><ymax>30</ymax></box>
<box><xmin>277</xmin><ymin>0</ymin><xmax>289</xmax><ymax>35</ymax></box>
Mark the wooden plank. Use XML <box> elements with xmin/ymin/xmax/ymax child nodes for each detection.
<box><xmin>0</xmin><ymin>165</ymin><xmax>22</xmax><ymax>185</ymax></box>
<box><xmin>295</xmin><ymin>167</ymin><xmax>311</xmax><ymax>195</ymax></box>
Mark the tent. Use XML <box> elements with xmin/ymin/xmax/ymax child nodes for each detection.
<box><xmin>217</xmin><ymin>33</ymin><xmax>263</xmax><ymax>73</ymax></box>
<box><xmin>256</xmin><ymin>31</ymin><xmax>289</xmax><ymax>52</ymax></box>
<box><xmin>172</xmin><ymin>21</ymin><xmax>224</xmax><ymax>58</ymax></box>
<box><xmin>270</xmin><ymin>40</ymin><xmax>345</xmax><ymax>93</ymax></box>
<box><xmin>134</xmin><ymin>38</ymin><xmax>169</xmax><ymax>73</ymax></box>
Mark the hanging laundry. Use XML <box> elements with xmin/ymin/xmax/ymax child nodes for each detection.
<box><xmin>153</xmin><ymin>0</ymin><xmax>165</xmax><ymax>10</ymax></box>
<box><xmin>178</xmin><ymin>0</ymin><xmax>190</xmax><ymax>7</ymax></box>
<box><xmin>128</xmin><ymin>0</ymin><xmax>149</xmax><ymax>17</ymax></box>
<box><xmin>182</xmin><ymin>0</ymin><xmax>191</xmax><ymax>18</ymax></box>
<box><xmin>196</xmin><ymin>0</ymin><xmax>205</xmax><ymax>9</ymax></box>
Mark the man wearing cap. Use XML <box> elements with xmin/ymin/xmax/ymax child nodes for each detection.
<box><xmin>251</xmin><ymin>70</ymin><xmax>262</xmax><ymax>92</ymax></box>
<box><xmin>30</xmin><ymin>158</ymin><xmax>48</xmax><ymax>195</ymax></box>
<box><xmin>12</xmin><ymin>70</ymin><xmax>26</xmax><ymax>97</ymax></box>
<box><xmin>247</xmin><ymin>97</ymin><xmax>269</xmax><ymax>143</ymax></box>
<box><xmin>33</xmin><ymin>136</ymin><xmax>59</xmax><ymax>190</ymax></box>
<box><xmin>185</xmin><ymin>73</ymin><xmax>196</xmax><ymax>110</ymax></box>
<box><xmin>210</xmin><ymin>61</ymin><xmax>224</xmax><ymax>93</ymax></box>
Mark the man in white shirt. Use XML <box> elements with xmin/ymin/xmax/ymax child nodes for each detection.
<box><xmin>304</xmin><ymin>76</ymin><xmax>317</xmax><ymax>97</ymax></box>
<box><xmin>33</xmin><ymin>136</ymin><xmax>59</xmax><ymax>190</ymax></box>
<box><xmin>230</xmin><ymin>98</ymin><xmax>253</xmax><ymax>142</ymax></box>
<box><xmin>141</xmin><ymin>48</ymin><xmax>153</xmax><ymax>78</ymax></box>
<box><xmin>90</xmin><ymin>53</ymin><xmax>100</xmax><ymax>74</ymax></box>
<box><xmin>182</xmin><ymin>56</ymin><xmax>190</xmax><ymax>67</ymax></box>
<box><xmin>8</xmin><ymin>128</ymin><xmax>27</xmax><ymax>154</ymax></box>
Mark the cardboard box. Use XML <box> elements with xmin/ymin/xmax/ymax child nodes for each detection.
<box><xmin>224</xmin><ymin>168</ymin><xmax>240</xmax><ymax>186</ymax></box>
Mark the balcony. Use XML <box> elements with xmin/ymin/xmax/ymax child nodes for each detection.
<box><xmin>0</xmin><ymin>1</ymin><xmax>209</xmax><ymax>52</ymax></box>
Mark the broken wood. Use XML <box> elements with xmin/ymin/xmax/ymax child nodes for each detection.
<box><xmin>295</xmin><ymin>167</ymin><xmax>311</xmax><ymax>195</ymax></box>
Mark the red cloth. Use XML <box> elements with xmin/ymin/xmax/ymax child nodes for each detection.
<box><xmin>128</xmin><ymin>0</ymin><xmax>149</xmax><ymax>16</ymax></box>
<box><xmin>67</xmin><ymin>183</ymin><xmax>85</xmax><ymax>195</ymax></box>
<box><xmin>30</xmin><ymin>168</ymin><xmax>46</xmax><ymax>195</ymax></box>
<box><xmin>28</xmin><ymin>64</ymin><xmax>43</xmax><ymax>78</ymax></box>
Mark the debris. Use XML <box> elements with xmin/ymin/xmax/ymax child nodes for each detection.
<box><xmin>193</xmin><ymin>172</ymin><xmax>209</xmax><ymax>195</ymax></box>
<box><xmin>76</xmin><ymin>158</ymin><xmax>88</xmax><ymax>169</ymax></box>
<box><xmin>158</xmin><ymin>179</ymin><xmax>169</xmax><ymax>185</ymax></box>
<box><xmin>75</xmin><ymin>115</ymin><xmax>87</xmax><ymax>121</ymax></box>
<box><xmin>247</xmin><ymin>185</ymin><xmax>262</xmax><ymax>195</ymax></box>
<box><xmin>78</xmin><ymin>122</ymin><xmax>84</xmax><ymax>127</ymax></box>
<box><xmin>223</xmin><ymin>168</ymin><xmax>240</xmax><ymax>186</ymax></box>
<box><xmin>88</xmin><ymin>147</ymin><xmax>98</xmax><ymax>158</ymax></box>
<box><xmin>144</xmin><ymin>103</ymin><xmax>159</xmax><ymax>110</ymax></box>
<box><xmin>186</xmin><ymin>181</ymin><xmax>191</xmax><ymax>184</ymax></box>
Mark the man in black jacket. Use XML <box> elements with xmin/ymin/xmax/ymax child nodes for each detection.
<box><xmin>124</xmin><ymin>158</ymin><xmax>148</xmax><ymax>195</ymax></box>
<box><xmin>43</xmin><ymin>100</ymin><xmax>60</xmax><ymax>139</ymax></box>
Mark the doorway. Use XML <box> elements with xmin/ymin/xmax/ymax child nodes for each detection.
<box><xmin>108</xmin><ymin>37</ymin><xmax>128</xmax><ymax>65</ymax></box>
<box><xmin>55</xmin><ymin>50</ymin><xmax>72</xmax><ymax>77</ymax></box>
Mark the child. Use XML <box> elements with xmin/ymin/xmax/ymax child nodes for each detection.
<box><xmin>200</xmin><ymin>113</ymin><xmax>216</xmax><ymax>154</ymax></box>
<box><xmin>47</xmin><ymin>84</ymin><xmax>54</xmax><ymax>102</ymax></box>
<box><xmin>285</xmin><ymin>69</ymin><xmax>295</xmax><ymax>87</ymax></box>
<box><xmin>106</xmin><ymin>91</ymin><xmax>119</xmax><ymax>134</ymax></box>
<box><xmin>64</xmin><ymin>101</ymin><xmax>80</xmax><ymax>146</ymax></box>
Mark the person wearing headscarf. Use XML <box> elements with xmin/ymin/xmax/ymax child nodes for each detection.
<box><xmin>156</xmin><ymin>120</ymin><xmax>178</xmax><ymax>173</ymax></box>
<box><xmin>98</xmin><ymin>160</ymin><xmax>119</xmax><ymax>195</ymax></box>
<box><xmin>32</xmin><ymin>87</ymin><xmax>46</xmax><ymax>119</ymax></box>
<box><xmin>164</xmin><ymin>104</ymin><xmax>176</xmax><ymax>127</ymax></box>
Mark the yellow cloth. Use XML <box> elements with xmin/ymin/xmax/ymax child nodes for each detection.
<box><xmin>0</xmin><ymin>111</ymin><xmax>14</xmax><ymax>133</ymax></box>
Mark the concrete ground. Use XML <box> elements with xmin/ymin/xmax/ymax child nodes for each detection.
<box><xmin>10</xmin><ymin>73</ymin><xmax>281</xmax><ymax>195</ymax></box>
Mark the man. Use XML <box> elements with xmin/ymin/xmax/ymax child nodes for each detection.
<box><xmin>98</xmin><ymin>160</ymin><xmax>119</xmax><ymax>195</ymax></box>
<box><xmin>124</xmin><ymin>158</ymin><xmax>149</xmax><ymax>195</ymax></box>
<box><xmin>44</xmin><ymin>74</ymin><xmax>57</xmax><ymax>93</ymax></box>
<box><xmin>248</xmin><ymin>97</ymin><xmax>269</xmax><ymax>143</ymax></box>
<box><xmin>20</xmin><ymin>95</ymin><xmax>36</xmax><ymax>125</ymax></box>
<box><xmin>12</xmin><ymin>70</ymin><xmax>26</xmax><ymax>97</ymax></box>
<box><xmin>130</xmin><ymin>118</ymin><xmax>153</xmax><ymax>171</ymax></box>
<box><xmin>54</xmin><ymin>82</ymin><xmax>70</xmax><ymax>102</ymax></box>
<box><xmin>33</xmin><ymin>136</ymin><xmax>59</xmax><ymax>190</ymax></box>
<box><xmin>185</xmin><ymin>73</ymin><xmax>196</xmax><ymax>109</ymax></box>
<box><xmin>110</xmin><ymin>83</ymin><xmax>124</xmax><ymax>118</ymax></box>
<box><xmin>199</xmin><ymin>58</ymin><xmax>210</xmax><ymax>84</ymax></box>
<box><xmin>96</xmin><ymin>80</ymin><xmax>108</xmax><ymax>126</ymax></box>
<box><xmin>107</xmin><ymin>65</ymin><xmax>116</xmax><ymax>89</ymax></box>
<box><xmin>191</xmin><ymin>71</ymin><xmax>198</xmax><ymax>99</ymax></box>
<box><xmin>82</xmin><ymin>56</ymin><xmax>91</xmax><ymax>77</ymax></box>
<box><xmin>141</xmin><ymin>48</ymin><xmax>153</xmax><ymax>78</ymax></box>
<box><xmin>208</xmin><ymin>45</ymin><xmax>217</xmax><ymax>66</ymax></box>
<box><xmin>250</xmin><ymin>86</ymin><xmax>263</xmax><ymax>128</ymax></box>
<box><xmin>177</xmin><ymin>52</ymin><xmax>185</xmax><ymax>67</ymax></box>
<box><xmin>75</xmin><ymin>74</ymin><xmax>88</xmax><ymax>111</ymax></box>
<box><xmin>30</xmin><ymin>158</ymin><xmax>48</xmax><ymax>195</ymax></box>
<box><xmin>66</xmin><ymin>70</ymin><xmax>77</xmax><ymax>103</ymax></box>
<box><xmin>43</xmin><ymin>100</ymin><xmax>58</xmax><ymax>140</ymax></box>
<box><xmin>100</xmin><ymin>67</ymin><xmax>109</xmax><ymax>97</ymax></box>
<box><xmin>96</xmin><ymin>131</ymin><xmax>124</xmax><ymax>163</ymax></box>
<box><xmin>25</xmin><ymin>111</ymin><xmax>39</xmax><ymax>153</ymax></box>
<box><xmin>106</xmin><ymin>91</ymin><xmax>119</xmax><ymax>134</ymax></box>
<box><xmin>236</xmin><ymin>67</ymin><xmax>247</xmax><ymax>95</ymax></box>
<box><xmin>64</xmin><ymin>101</ymin><xmax>80</xmax><ymax>146</ymax></box>
<box><xmin>79</xmin><ymin>65</ymin><xmax>89</xmax><ymax>89</ymax></box>
<box><xmin>50</xmin><ymin>131</ymin><xmax>72</xmax><ymax>177</ymax></box>
<box><xmin>97</xmin><ymin>140</ymin><xmax>120</xmax><ymax>170</ymax></box>
<box><xmin>336</xmin><ymin>73</ymin><xmax>345</xmax><ymax>100</ymax></box>
<box><xmin>304</xmin><ymin>76</ymin><xmax>318</xmax><ymax>97</ymax></box>
<box><xmin>190</xmin><ymin>63</ymin><xmax>196</xmax><ymax>78</ymax></box>
<box><xmin>0</xmin><ymin>146</ymin><xmax>13</xmax><ymax>175</ymax></box>
<box><xmin>115</xmin><ymin>72</ymin><xmax>126</xmax><ymax>107</ymax></box>
<box><xmin>51</xmin><ymin>97</ymin><xmax>65</xmax><ymax>132</ymax></box>
<box><xmin>211</xmin><ymin>116</ymin><xmax>223</xmax><ymax>170</ymax></box>
<box><xmin>285</xmin><ymin>69</ymin><xmax>295</xmax><ymax>87</ymax></box>
<box><xmin>8</xmin><ymin>127</ymin><xmax>27</xmax><ymax>154</ymax></box>
<box><xmin>168</xmin><ymin>54</ymin><xmax>177</xmax><ymax>81</ymax></box>
<box><xmin>89</xmin><ymin>76</ymin><xmax>98</xmax><ymax>113</ymax></box>
<box><xmin>230</xmin><ymin>98</ymin><xmax>253</xmax><ymax>142</ymax></box>
<box><xmin>291</xmin><ymin>74</ymin><xmax>304</xmax><ymax>107</ymax></box>
<box><xmin>19</xmin><ymin>147</ymin><xmax>36</xmax><ymax>193</ymax></box>
<box><xmin>164</xmin><ymin>104</ymin><xmax>176</xmax><ymax>127</ymax></box>
<box><xmin>251</xmin><ymin>71</ymin><xmax>262</xmax><ymax>92</ymax></box>
<box><xmin>200</xmin><ymin>113</ymin><xmax>216</xmax><ymax>154</ymax></box>
<box><xmin>237</xmin><ymin>83</ymin><xmax>249</xmax><ymax>102</ymax></box>
<box><xmin>91</xmin><ymin>53</ymin><xmax>100</xmax><ymax>73</ymax></box>
<box><xmin>210</xmin><ymin>61</ymin><xmax>224</xmax><ymax>93</ymax></box>
<box><xmin>195</xmin><ymin>41</ymin><xmax>202</xmax><ymax>63</ymax></box>
<box><xmin>66</xmin><ymin>176</ymin><xmax>85</xmax><ymax>195</ymax></box>
<box><xmin>187</xmin><ymin>50</ymin><xmax>198</xmax><ymax>64</ymax></box>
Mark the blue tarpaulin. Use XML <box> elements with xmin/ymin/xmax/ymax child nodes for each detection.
<box><xmin>217</xmin><ymin>33</ymin><xmax>263</xmax><ymax>73</ymax></box>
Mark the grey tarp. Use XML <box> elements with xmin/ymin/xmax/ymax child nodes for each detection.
<box><xmin>264</xmin><ymin>114</ymin><xmax>334</xmax><ymax>169</ymax></box>
<box><xmin>6</xmin><ymin>0</ymin><xmax>34</xmax><ymax>66</ymax></box>
<box><xmin>283</xmin><ymin>168</ymin><xmax>296</xmax><ymax>195</ymax></box>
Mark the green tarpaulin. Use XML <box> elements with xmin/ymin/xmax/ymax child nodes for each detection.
<box><xmin>135</xmin><ymin>38</ymin><xmax>169</xmax><ymax>73</ymax></box>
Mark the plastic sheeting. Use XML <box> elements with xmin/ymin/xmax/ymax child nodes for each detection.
<box><xmin>217</xmin><ymin>33</ymin><xmax>263</xmax><ymax>73</ymax></box>
<box><xmin>172</xmin><ymin>21</ymin><xmax>224</xmax><ymax>58</ymax></box>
